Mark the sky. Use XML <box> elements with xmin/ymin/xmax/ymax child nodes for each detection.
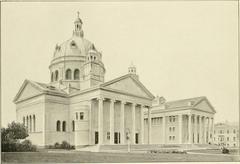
<box><xmin>1</xmin><ymin>1</ymin><xmax>239</xmax><ymax>127</ymax></box>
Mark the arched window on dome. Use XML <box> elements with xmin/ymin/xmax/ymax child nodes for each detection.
<box><xmin>74</xmin><ymin>69</ymin><xmax>80</xmax><ymax>80</ymax></box>
<box><xmin>56</xmin><ymin>120</ymin><xmax>61</xmax><ymax>131</ymax></box>
<box><xmin>65</xmin><ymin>69</ymin><xmax>72</xmax><ymax>80</ymax></box>
<box><xmin>55</xmin><ymin>70</ymin><xmax>58</xmax><ymax>81</ymax></box>
<box><xmin>62</xmin><ymin>121</ymin><xmax>66</xmax><ymax>132</ymax></box>
<box><xmin>51</xmin><ymin>72</ymin><xmax>54</xmax><ymax>82</ymax></box>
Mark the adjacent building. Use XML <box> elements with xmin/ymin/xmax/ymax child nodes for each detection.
<box><xmin>213</xmin><ymin>122</ymin><xmax>239</xmax><ymax>148</ymax></box>
<box><xmin>145</xmin><ymin>96</ymin><xmax>216</xmax><ymax>145</ymax></box>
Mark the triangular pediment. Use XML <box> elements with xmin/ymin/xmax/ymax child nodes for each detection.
<box><xmin>14</xmin><ymin>80</ymin><xmax>43</xmax><ymax>102</ymax></box>
<box><xmin>101</xmin><ymin>74</ymin><xmax>154</xmax><ymax>99</ymax></box>
<box><xmin>194</xmin><ymin>98</ymin><xmax>216</xmax><ymax>113</ymax></box>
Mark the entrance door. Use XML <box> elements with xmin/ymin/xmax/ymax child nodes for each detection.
<box><xmin>114</xmin><ymin>132</ymin><xmax>118</xmax><ymax>144</ymax></box>
<box><xmin>114</xmin><ymin>132</ymin><xmax>121</xmax><ymax>144</ymax></box>
<box><xmin>135</xmin><ymin>133</ymin><xmax>139</xmax><ymax>144</ymax></box>
<box><xmin>95</xmin><ymin>131</ymin><xmax>98</xmax><ymax>144</ymax></box>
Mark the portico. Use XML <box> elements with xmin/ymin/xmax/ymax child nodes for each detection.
<box><xmin>89</xmin><ymin>96</ymin><xmax>152</xmax><ymax>146</ymax></box>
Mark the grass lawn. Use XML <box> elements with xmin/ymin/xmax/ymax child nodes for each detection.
<box><xmin>1</xmin><ymin>150</ymin><xmax>239</xmax><ymax>163</ymax></box>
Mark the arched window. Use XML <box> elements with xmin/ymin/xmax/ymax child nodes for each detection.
<box><xmin>74</xmin><ymin>69</ymin><xmax>80</xmax><ymax>80</ymax></box>
<box><xmin>51</xmin><ymin>72</ymin><xmax>54</xmax><ymax>82</ymax></box>
<box><xmin>65</xmin><ymin>69</ymin><xmax>72</xmax><ymax>80</ymax></box>
<box><xmin>30</xmin><ymin>115</ymin><xmax>32</xmax><ymax>132</ymax></box>
<box><xmin>56</xmin><ymin>120</ymin><xmax>61</xmax><ymax>131</ymax></box>
<box><xmin>72</xmin><ymin>120</ymin><xmax>75</xmax><ymax>132</ymax></box>
<box><xmin>33</xmin><ymin>115</ymin><xmax>36</xmax><ymax>132</ymax></box>
<box><xmin>62</xmin><ymin>121</ymin><xmax>66</xmax><ymax>132</ymax></box>
<box><xmin>23</xmin><ymin>117</ymin><xmax>25</xmax><ymax>126</ymax></box>
<box><xmin>55</xmin><ymin>70</ymin><xmax>58</xmax><ymax>81</ymax></box>
<box><xmin>26</xmin><ymin>116</ymin><xmax>29</xmax><ymax>131</ymax></box>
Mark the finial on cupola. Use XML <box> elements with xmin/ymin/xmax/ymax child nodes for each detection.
<box><xmin>73</xmin><ymin>11</ymin><xmax>84</xmax><ymax>37</ymax></box>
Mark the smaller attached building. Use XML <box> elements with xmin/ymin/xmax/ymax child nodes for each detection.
<box><xmin>145</xmin><ymin>96</ymin><xmax>216</xmax><ymax>145</ymax></box>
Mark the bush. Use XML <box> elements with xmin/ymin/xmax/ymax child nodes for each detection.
<box><xmin>222</xmin><ymin>147</ymin><xmax>229</xmax><ymax>154</ymax></box>
<box><xmin>50</xmin><ymin>141</ymin><xmax>74</xmax><ymax>150</ymax></box>
<box><xmin>2</xmin><ymin>140</ymin><xmax>36</xmax><ymax>152</ymax></box>
<box><xmin>61</xmin><ymin>141</ymin><xmax>71</xmax><ymax>149</ymax></box>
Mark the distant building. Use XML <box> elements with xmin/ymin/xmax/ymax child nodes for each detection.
<box><xmin>147</xmin><ymin>96</ymin><xmax>216</xmax><ymax>144</ymax></box>
<box><xmin>213</xmin><ymin>122</ymin><xmax>239</xmax><ymax>148</ymax></box>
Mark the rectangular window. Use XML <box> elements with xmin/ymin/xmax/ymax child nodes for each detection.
<box><xmin>227</xmin><ymin>137</ymin><xmax>229</xmax><ymax>141</ymax></box>
<box><xmin>169</xmin><ymin>136</ymin><xmax>171</xmax><ymax>140</ymax></box>
<box><xmin>169</xmin><ymin>116</ymin><xmax>172</xmax><ymax>122</ymax></box>
<box><xmin>80</xmin><ymin>112</ymin><xmax>84</xmax><ymax>120</ymax></box>
<box><xmin>173</xmin><ymin>127</ymin><xmax>175</xmax><ymax>132</ymax></box>
<box><xmin>173</xmin><ymin>136</ymin><xmax>175</xmax><ymax>140</ymax></box>
<box><xmin>233</xmin><ymin>137</ymin><xmax>236</xmax><ymax>141</ymax></box>
<box><xmin>169</xmin><ymin>127</ymin><xmax>171</xmax><ymax>132</ymax></box>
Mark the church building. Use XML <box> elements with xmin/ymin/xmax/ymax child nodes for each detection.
<box><xmin>14</xmin><ymin>14</ymin><xmax>154</xmax><ymax>148</ymax></box>
<box><xmin>14</xmin><ymin>13</ymin><xmax>216</xmax><ymax>149</ymax></box>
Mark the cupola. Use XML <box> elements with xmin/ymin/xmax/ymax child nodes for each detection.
<box><xmin>73</xmin><ymin>11</ymin><xmax>84</xmax><ymax>37</ymax></box>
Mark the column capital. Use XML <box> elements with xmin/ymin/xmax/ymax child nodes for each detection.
<box><xmin>110</xmin><ymin>98</ymin><xmax>116</xmax><ymax>103</ymax></box>
<box><xmin>97</xmin><ymin>97</ymin><xmax>105</xmax><ymax>101</ymax></box>
<box><xmin>120</xmin><ymin>100</ymin><xmax>127</xmax><ymax>105</ymax></box>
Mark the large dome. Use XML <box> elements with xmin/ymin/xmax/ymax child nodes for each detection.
<box><xmin>53</xmin><ymin>36</ymin><xmax>93</xmax><ymax>59</ymax></box>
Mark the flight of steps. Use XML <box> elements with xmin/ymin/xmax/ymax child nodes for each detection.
<box><xmin>99</xmin><ymin>144</ymin><xmax>219</xmax><ymax>152</ymax></box>
<box><xmin>99</xmin><ymin>144</ymin><xmax>181</xmax><ymax>153</ymax></box>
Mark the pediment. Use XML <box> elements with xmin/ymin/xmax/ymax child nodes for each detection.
<box><xmin>14</xmin><ymin>80</ymin><xmax>43</xmax><ymax>102</ymax></box>
<box><xmin>194</xmin><ymin>99</ymin><xmax>216</xmax><ymax>113</ymax></box>
<box><xmin>101</xmin><ymin>75</ymin><xmax>154</xmax><ymax>99</ymax></box>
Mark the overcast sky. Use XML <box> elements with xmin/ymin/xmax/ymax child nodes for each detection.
<box><xmin>1</xmin><ymin>1</ymin><xmax>238</xmax><ymax>127</ymax></box>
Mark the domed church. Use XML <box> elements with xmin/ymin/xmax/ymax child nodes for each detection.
<box><xmin>14</xmin><ymin>13</ymin><xmax>155</xmax><ymax>148</ymax></box>
<box><xmin>14</xmin><ymin>13</ymin><xmax>216</xmax><ymax>150</ymax></box>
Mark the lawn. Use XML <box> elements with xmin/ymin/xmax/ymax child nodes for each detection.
<box><xmin>1</xmin><ymin>150</ymin><xmax>239</xmax><ymax>163</ymax></box>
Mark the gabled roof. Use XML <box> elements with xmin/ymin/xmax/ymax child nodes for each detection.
<box><xmin>100</xmin><ymin>74</ymin><xmax>155</xmax><ymax>100</ymax></box>
<box><xmin>152</xmin><ymin>96</ymin><xmax>216</xmax><ymax>114</ymax></box>
<box><xmin>165</xmin><ymin>96</ymin><xmax>205</xmax><ymax>109</ymax></box>
<box><xmin>13</xmin><ymin>79</ymin><xmax>67</xmax><ymax>103</ymax></box>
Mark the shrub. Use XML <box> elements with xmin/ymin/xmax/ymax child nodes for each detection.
<box><xmin>222</xmin><ymin>147</ymin><xmax>229</xmax><ymax>154</ymax></box>
<box><xmin>51</xmin><ymin>141</ymin><xmax>74</xmax><ymax>150</ymax></box>
<box><xmin>61</xmin><ymin>141</ymin><xmax>71</xmax><ymax>149</ymax></box>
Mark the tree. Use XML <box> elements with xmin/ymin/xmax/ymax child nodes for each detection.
<box><xmin>1</xmin><ymin>122</ymin><xmax>37</xmax><ymax>152</ymax></box>
<box><xmin>1</xmin><ymin>121</ymin><xmax>28</xmax><ymax>143</ymax></box>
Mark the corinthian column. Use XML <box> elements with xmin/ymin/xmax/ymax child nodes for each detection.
<box><xmin>131</xmin><ymin>103</ymin><xmax>136</xmax><ymax>144</ymax></box>
<box><xmin>147</xmin><ymin>106</ymin><xmax>151</xmax><ymax>144</ymax></box>
<box><xmin>140</xmin><ymin>105</ymin><xmax>144</xmax><ymax>144</ymax></box>
<box><xmin>120</xmin><ymin>101</ymin><xmax>126</xmax><ymax>144</ymax></box>
<box><xmin>188</xmin><ymin>114</ymin><xmax>192</xmax><ymax>144</ymax></box>
<box><xmin>98</xmin><ymin>98</ymin><xmax>104</xmax><ymax>145</ymax></box>
<box><xmin>109</xmin><ymin>99</ymin><xmax>115</xmax><ymax>145</ymax></box>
